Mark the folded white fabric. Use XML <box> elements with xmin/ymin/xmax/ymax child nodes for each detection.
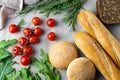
<box><xmin>0</xmin><ymin>0</ymin><xmax>41</xmax><ymax>30</ymax></box>
<box><xmin>0</xmin><ymin>0</ymin><xmax>23</xmax><ymax>11</ymax></box>
<box><xmin>24</xmin><ymin>0</ymin><xmax>40</xmax><ymax>5</ymax></box>
<box><xmin>0</xmin><ymin>0</ymin><xmax>23</xmax><ymax>29</ymax></box>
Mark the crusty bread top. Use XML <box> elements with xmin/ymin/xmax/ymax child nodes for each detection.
<box><xmin>67</xmin><ymin>57</ymin><xmax>95</xmax><ymax>80</ymax></box>
<box><xmin>97</xmin><ymin>0</ymin><xmax>120</xmax><ymax>24</ymax></box>
<box><xmin>49</xmin><ymin>41</ymin><xmax>78</xmax><ymax>69</ymax></box>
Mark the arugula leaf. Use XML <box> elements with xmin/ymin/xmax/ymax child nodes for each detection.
<box><xmin>18</xmin><ymin>19</ymin><xmax>26</xmax><ymax>27</ymax></box>
<box><xmin>40</xmin><ymin>48</ymin><xmax>49</xmax><ymax>61</ymax></box>
<box><xmin>0</xmin><ymin>56</ymin><xmax>15</xmax><ymax>80</ymax></box>
<box><xmin>6</xmin><ymin>67</ymin><xmax>41</xmax><ymax>80</ymax></box>
<box><xmin>0</xmin><ymin>39</ymin><xmax>17</xmax><ymax>61</ymax></box>
<box><xmin>6</xmin><ymin>70</ymin><xmax>20</xmax><ymax>80</ymax></box>
<box><xmin>20</xmin><ymin>67</ymin><xmax>33</xmax><ymax>80</ymax></box>
<box><xmin>20</xmin><ymin>67</ymin><xmax>41</xmax><ymax>80</ymax></box>
<box><xmin>0</xmin><ymin>48</ymin><xmax>10</xmax><ymax>61</ymax></box>
<box><xmin>32</xmin><ymin>49</ymin><xmax>60</xmax><ymax>80</ymax></box>
<box><xmin>32</xmin><ymin>73</ymin><xmax>41</xmax><ymax>80</ymax></box>
<box><xmin>0</xmin><ymin>39</ymin><xmax>17</xmax><ymax>49</ymax></box>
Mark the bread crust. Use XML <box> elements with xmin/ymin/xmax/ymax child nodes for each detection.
<box><xmin>74</xmin><ymin>32</ymin><xmax>120</xmax><ymax>80</ymax></box>
<box><xmin>49</xmin><ymin>41</ymin><xmax>78</xmax><ymax>69</ymax></box>
<box><xmin>77</xmin><ymin>10</ymin><xmax>120</xmax><ymax>68</ymax></box>
<box><xmin>67</xmin><ymin>57</ymin><xmax>96</xmax><ymax>80</ymax></box>
<box><xmin>96</xmin><ymin>0</ymin><xmax>120</xmax><ymax>24</ymax></box>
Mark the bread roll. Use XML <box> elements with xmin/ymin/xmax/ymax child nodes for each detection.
<box><xmin>78</xmin><ymin>10</ymin><xmax>120</xmax><ymax>68</ymax></box>
<box><xmin>67</xmin><ymin>57</ymin><xmax>96</xmax><ymax>80</ymax></box>
<box><xmin>74</xmin><ymin>31</ymin><xmax>120</xmax><ymax>80</ymax></box>
<box><xmin>49</xmin><ymin>41</ymin><xmax>78</xmax><ymax>69</ymax></box>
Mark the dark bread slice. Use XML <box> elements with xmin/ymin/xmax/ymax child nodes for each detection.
<box><xmin>96</xmin><ymin>0</ymin><xmax>120</xmax><ymax>24</ymax></box>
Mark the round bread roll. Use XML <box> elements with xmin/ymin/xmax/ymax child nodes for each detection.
<box><xmin>49</xmin><ymin>41</ymin><xmax>78</xmax><ymax>69</ymax></box>
<box><xmin>67</xmin><ymin>57</ymin><xmax>96</xmax><ymax>80</ymax></box>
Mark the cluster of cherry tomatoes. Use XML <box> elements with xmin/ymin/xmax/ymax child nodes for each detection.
<box><xmin>10</xmin><ymin>17</ymin><xmax>57</xmax><ymax>66</ymax></box>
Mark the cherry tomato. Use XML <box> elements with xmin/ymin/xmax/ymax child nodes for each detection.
<box><xmin>29</xmin><ymin>35</ymin><xmax>39</xmax><ymax>44</ymax></box>
<box><xmin>32</xmin><ymin>17</ymin><xmax>41</xmax><ymax>25</ymax></box>
<box><xmin>22</xmin><ymin>46</ymin><xmax>33</xmax><ymax>55</ymax></box>
<box><xmin>47</xmin><ymin>32</ymin><xmax>56</xmax><ymax>41</ymax></box>
<box><xmin>34</xmin><ymin>27</ymin><xmax>43</xmax><ymax>36</ymax></box>
<box><xmin>9</xmin><ymin>24</ymin><xmax>19</xmax><ymax>33</ymax></box>
<box><xmin>23</xmin><ymin>28</ymin><xmax>32</xmax><ymax>37</ymax></box>
<box><xmin>47</xmin><ymin>18</ymin><xmax>56</xmax><ymax>27</ymax></box>
<box><xmin>18</xmin><ymin>37</ymin><xmax>28</xmax><ymax>46</ymax></box>
<box><xmin>12</xmin><ymin>46</ymin><xmax>21</xmax><ymax>56</ymax></box>
<box><xmin>20</xmin><ymin>55</ymin><xmax>31</xmax><ymax>66</ymax></box>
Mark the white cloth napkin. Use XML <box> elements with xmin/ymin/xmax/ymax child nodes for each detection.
<box><xmin>0</xmin><ymin>0</ymin><xmax>40</xmax><ymax>30</ymax></box>
<box><xmin>24</xmin><ymin>0</ymin><xmax>40</xmax><ymax>5</ymax></box>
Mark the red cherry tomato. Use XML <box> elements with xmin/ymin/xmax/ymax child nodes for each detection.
<box><xmin>20</xmin><ymin>55</ymin><xmax>31</xmax><ymax>66</ymax></box>
<box><xmin>23</xmin><ymin>28</ymin><xmax>32</xmax><ymax>37</ymax></box>
<box><xmin>18</xmin><ymin>37</ymin><xmax>28</xmax><ymax>46</ymax></box>
<box><xmin>22</xmin><ymin>46</ymin><xmax>33</xmax><ymax>55</ymax></box>
<box><xmin>9</xmin><ymin>24</ymin><xmax>19</xmax><ymax>33</ymax></box>
<box><xmin>34</xmin><ymin>27</ymin><xmax>43</xmax><ymax>36</ymax></box>
<box><xmin>29</xmin><ymin>35</ymin><xmax>39</xmax><ymax>44</ymax></box>
<box><xmin>32</xmin><ymin>17</ymin><xmax>41</xmax><ymax>25</ymax></box>
<box><xmin>47</xmin><ymin>32</ymin><xmax>56</xmax><ymax>41</ymax></box>
<box><xmin>12</xmin><ymin>46</ymin><xmax>21</xmax><ymax>56</ymax></box>
<box><xmin>47</xmin><ymin>18</ymin><xmax>56</xmax><ymax>27</ymax></box>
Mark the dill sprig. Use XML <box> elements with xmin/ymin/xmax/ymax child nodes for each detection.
<box><xmin>17</xmin><ymin>0</ymin><xmax>87</xmax><ymax>31</ymax></box>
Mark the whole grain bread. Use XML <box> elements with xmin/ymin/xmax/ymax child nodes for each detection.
<box><xmin>96</xmin><ymin>0</ymin><xmax>120</xmax><ymax>24</ymax></box>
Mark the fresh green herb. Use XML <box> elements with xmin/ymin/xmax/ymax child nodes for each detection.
<box><xmin>0</xmin><ymin>56</ymin><xmax>15</xmax><ymax>80</ymax></box>
<box><xmin>40</xmin><ymin>49</ymin><xmax>49</xmax><ymax>61</ymax></box>
<box><xmin>0</xmin><ymin>39</ymin><xmax>17</xmax><ymax>61</ymax></box>
<box><xmin>32</xmin><ymin>49</ymin><xmax>60</xmax><ymax>80</ymax></box>
<box><xmin>0</xmin><ymin>39</ymin><xmax>60</xmax><ymax>80</ymax></box>
<box><xmin>6</xmin><ymin>67</ymin><xmax>41</xmax><ymax>80</ymax></box>
<box><xmin>0</xmin><ymin>49</ymin><xmax>10</xmax><ymax>61</ymax></box>
<box><xmin>20</xmin><ymin>67</ymin><xmax>33</xmax><ymax>80</ymax></box>
<box><xmin>0</xmin><ymin>39</ymin><xmax>18</xmax><ymax>80</ymax></box>
<box><xmin>0</xmin><ymin>39</ymin><xmax>17</xmax><ymax>49</ymax></box>
<box><xmin>32</xmin><ymin>73</ymin><xmax>41</xmax><ymax>80</ymax></box>
<box><xmin>0</xmin><ymin>39</ymin><xmax>41</xmax><ymax>80</ymax></box>
<box><xmin>18</xmin><ymin>19</ymin><xmax>26</xmax><ymax>27</ymax></box>
<box><xmin>6</xmin><ymin>70</ymin><xmax>20</xmax><ymax>80</ymax></box>
<box><xmin>17</xmin><ymin>0</ymin><xmax>87</xmax><ymax>31</ymax></box>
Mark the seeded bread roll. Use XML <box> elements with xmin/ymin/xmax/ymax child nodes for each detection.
<box><xmin>67</xmin><ymin>57</ymin><xmax>96</xmax><ymax>80</ymax></box>
<box><xmin>49</xmin><ymin>41</ymin><xmax>78</xmax><ymax>69</ymax></box>
<box><xmin>96</xmin><ymin>0</ymin><xmax>120</xmax><ymax>24</ymax></box>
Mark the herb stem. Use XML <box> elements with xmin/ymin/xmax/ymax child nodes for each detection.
<box><xmin>17</xmin><ymin>0</ymin><xmax>87</xmax><ymax>31</ymax></box>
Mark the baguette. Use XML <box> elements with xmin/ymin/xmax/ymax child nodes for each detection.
<box><xmin>78</xmin><ymin>10</ymin><xmax>120</xmax><ymax>68</ymax></box>
<box><xmin>74</xmin><ymin>31</ymin><xmax>120</xmax><ymax>80</ymax></box>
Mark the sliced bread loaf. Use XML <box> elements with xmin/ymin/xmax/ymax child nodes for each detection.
<box><xmin>96</xmin><ymin>0</ymin><xmax>120</xmax><ymax>24</ymax></box>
